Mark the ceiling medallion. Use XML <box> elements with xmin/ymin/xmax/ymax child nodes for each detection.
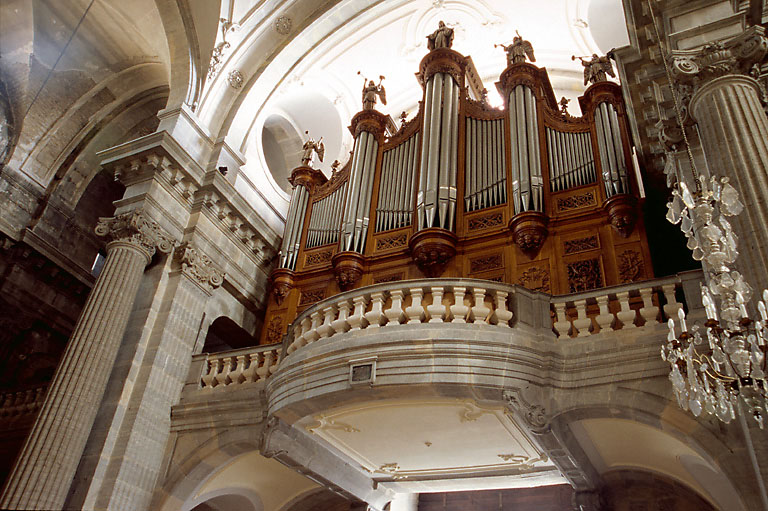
<box><xmin>227</xmin><ymin>69</ymin><xmax>243</xmax><ymax>89</ymax></box>
<box><xmin>274</xmin><ymin>15</ymin><xmax>292</xmax><ymax>35</ymax></box>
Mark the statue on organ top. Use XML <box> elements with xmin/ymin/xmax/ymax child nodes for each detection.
<box><xmin>360</xmin><ymin>74</ymin><xmax>387</xmax><ymax>110</ymax></box>
<box><xmin>574</xmin><ymin>53</ymin><xmax>616</xmax><ymax>85</ymax></box>
<box><xmin>496</xmin><ymin>32</ymin><xmax>536</xmax><ymax>66</ymax></box>
<box><xmin>427</xmin><ymin>20</ymin><xmax>454</xmax><ymax>50</ymax></box>
<box><xmin>300</xmin><ymin>132</ymin><xmax>324</xmax><ymax>167</ymax></box>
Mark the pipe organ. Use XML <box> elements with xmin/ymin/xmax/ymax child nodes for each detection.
<box><xmin>264</xmin><ymin>38</ymin><xmax>653</xmax><ymax>344</ymax></box>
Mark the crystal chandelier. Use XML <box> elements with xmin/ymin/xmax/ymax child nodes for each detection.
<box><xmin>662</xmin><ymin>176</ymin><xmax>768</xmax><ymax>428</ymax></box>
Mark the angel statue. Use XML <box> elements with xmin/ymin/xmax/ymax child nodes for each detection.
<box><xmin>301</xmin><ymin>132</ymin><xmax>324</xmax><ymax>167</ymax></box>
<box><xmin>427</xmin><ymin>21</ymin><xmax>454</xmax><ymax>50</ymax></box>
<box><xmin>573</xmin><ymin>53</ymin><xmax>616</xmax><ymax>86</ymax></box>
<box><xmin>360</xmin><ymin>73</ymin><xmax>387</xmax><ymax>110</ymax></box>
<box><xmin>495</xmin><ymin>32</ymin><xmax>535</xmax><ymax>66</ymax></box>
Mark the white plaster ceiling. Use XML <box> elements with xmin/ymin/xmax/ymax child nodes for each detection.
<box><xmin>298</xmin><ymin>398</ymin><xmax>566</xmax><ymax>492</ymax></box>
<box><xmin>209</xmin><ymin>0</ymin><xmax>630</xmax><ymax>214</ymax></box>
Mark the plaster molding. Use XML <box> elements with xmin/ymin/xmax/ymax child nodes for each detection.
<box><xmin>95</xmin><ymin>210</ymin><xmax>176</xmax><ymax>263</ymax></box>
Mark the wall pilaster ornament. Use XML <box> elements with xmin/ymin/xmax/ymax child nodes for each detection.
<box><xmin>668</xmin><ymin>26</ymin><xmax>768</xmax><ymax>91</ymax></box>
<box><xmin>95</xmin><ymin>211</ymin><xmax>175</xmax><ymax>262</ymax></box>
<box><xmin>174</xmin><ymin>243</ymin><xmax>225</xmax><ymax>293</ymax></box>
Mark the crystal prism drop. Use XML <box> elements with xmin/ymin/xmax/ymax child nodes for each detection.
<box><xmin>680</xmin><ymin>181</ymin><xmax>696</xmax><ymax>208</ymax></box>
<box><xmin>721</xmin><ymin>183</ymin><xmax>744</xmax><ymax>216</ymax></box>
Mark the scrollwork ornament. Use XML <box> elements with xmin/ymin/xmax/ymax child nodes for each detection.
<box><xmin>174</xmin><ymin>243</ymin><xmax>225</xmax><ymax>292</ymax></box>
<box><xmin>502</xmin><ymin>388</ymin><xmax>550</xmax><ymax>433</ymax></box>
<box><xmin>95</xmin><ymin>211</ymin><xmax>176</xmax><ymax>262</ymax></box>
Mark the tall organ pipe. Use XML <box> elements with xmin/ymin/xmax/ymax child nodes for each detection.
<box><xmin>417</xmin><ymin>72</ymin><xmax>459</xmax><ymax>231</ymax></box>
<box><xmin>594</xmin><ymin>101</ymin><xmax>628</xmax><ymax>197</ymax></box>
<box><xmin>508</xmin><ymin>84</ymin><xmax>542</xmax><ymax>214</ymax></box>
<box><xmin>340</xmin><ymin>129</ymin><xmax>380</xmax><ymax>253</ymax></box>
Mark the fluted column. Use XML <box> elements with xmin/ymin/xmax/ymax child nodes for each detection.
<box><xmin>0</xmin><ymin>211</ymin><xmax>174</xmax><ymax>510</ymax></box>
<box><xmin>670</xmin><ymin>26</ymin><xmax>768</xmax><ymax>293</ymax></box>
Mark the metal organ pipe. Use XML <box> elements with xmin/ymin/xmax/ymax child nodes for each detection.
<box><xmin>594</xmin><ymin>101</ymin><xmax>628</xmax><ymax>197</ymax></box>
<box><xmin>417</xmin><ymin>72</ymin><xmax>458</xmax><ymax>231</ymax></box>
<box><xmin>340</xmin><ymin>129</ymin><xmax>380</xmax><ymax>253</ymax></box>
<box><xmin>508</xmin><ymin>85</ymin><xmax>542</xmax><ymax>214</ymax></box>
<box><xmin>374</xmin><ymin>132</ymin><xmax>418</xmax><ymax>233</ymax></box>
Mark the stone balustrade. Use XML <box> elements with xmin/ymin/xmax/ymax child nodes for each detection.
<box><xmin>550</xmin><ymin>275</ymin><xmax>694</xmax><ymax>339</ymax></box>
<box><xmin>286</xmin><ymin>279</ymin><xmax>517</xmax><ymax>354</ymax></box>
<box><xmin>0</xmin><ymin>385</ymin><xmax>47</xmax><ymax>419</ymax></box>
<box><xmin>196</xmin><ymin>343</ymin><xmax>282</xmax><ymax>390</ymax></box>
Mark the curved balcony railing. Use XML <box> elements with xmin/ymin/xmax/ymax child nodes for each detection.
<box><xmin>187</xmin><ymin>271</ymin><xmax>703</xmax><ymax>392</ymax></box>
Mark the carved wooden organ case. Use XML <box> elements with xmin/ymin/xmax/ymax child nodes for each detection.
<box><xmin>262</xmin><ymin>46</ymin><xmax>652</xmax><ymax>344</ymax></box>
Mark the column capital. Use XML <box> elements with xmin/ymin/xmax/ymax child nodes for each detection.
<box><xmin>173</xmin><ymin>242</ymin><xmax>225</xmax><ymax>294</ymax></box>
<box><xmin>95</xmin><ymin>211</ymin><xmax>176</xmax><ymax>263</ymax></box>
<box><xmin>668</xmin><ymin>26</ymin><xmax>768</xmax><ymax>89</ymax></box>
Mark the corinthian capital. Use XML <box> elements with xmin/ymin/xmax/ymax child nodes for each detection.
<box><xmin>668</xmin><ymin>26</ymin><xmax>768</xmax><ymax>87</ymax></box>
<box><xmin>95</xmin><ymin>211</ymin><xmax>176</xmax><ymax>261</ymax></box>
<box><xmin>174</xmin><ymin>242</ymin><xmax>225</xmax><ymax>293</ymax></box>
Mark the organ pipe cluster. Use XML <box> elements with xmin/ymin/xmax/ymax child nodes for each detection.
<box><xmin>546</xmin><ymin>128</ymin><xmax>596</xmax><ymax>192</ymax></box>
<box><xmin>465</xmin><ymin>117</ymin><xmax>507</xmax><ymax>212</ymax></box>
<box><xmin>278</xmin><ymin>184</ymin><xmax>310</xmax><ymax>269</ymax></box>
<box><xmin>594</xmin><ymin>101</ymin><xmax>629</xmax><ymax>197</ymax></box>
<box><xmin>306</xmin><ymin>182</ymin><xmax>347</xmax><ymax>249</ymax></box>
<box><xmin>340</xmin><ymin>130</ymin><xmax>380</xmax><ymax>253</ymax></box>
<box><xmin>508</xmin><ymin>85</ymin><xmax>543</xmax><ymax>214</ymax></box>
<box><xmin>417</xmin><ymin>72</ymin><xmax>459</xmax><ymax>231</ymax></box>
<box><xmin>376</xmin><ymin>133</ymin><xmax>419</xmax><ymax>232</ymax></box>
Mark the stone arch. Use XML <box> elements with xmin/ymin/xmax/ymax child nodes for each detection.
<box><xmin>184</xmin><ymin>487</ymin><xmax>264</xmax><ymax>511</ymax></box>
<box><xmin>549</xmin><ymin>396</ymin><xmax>749</xmax><ymax>511</ymax></box>
<box><xmin>600</xmin><ymin>468</ymin><xmax>717</xmax><ymax>511</ymax></box>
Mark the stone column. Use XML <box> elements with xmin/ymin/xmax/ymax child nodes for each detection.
<box><xmin>66</xmin><ymin>242</ymin><xmax>224</xmax><ymax>510</ymax></box>
<box><xmin>670</xmin><ymin>26</ymin><xmax>768</xmax><ymax>293</ymax></box>
<box><xmin>0</xmin><ymin>210</ymin><xmax>174</xmax><ymax>510</ymax></box>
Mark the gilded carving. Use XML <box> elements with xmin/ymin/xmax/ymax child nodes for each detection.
<box><xmin>174</xmin><ymin>243</ymin><xmax>225</xmax><ymax>292</ymax></box>
<box><xmin>95</xmin><ymin>211</ymin><xmax>175</xmax><ymax>261</ymax></box>
<box><xmin>300</xmin><ymin>288</ymin><xmax>325</xmax><ymax>306</ymax></box>
<box><xmin>468</xmin><ymin>211</ymin><xmax>504</xmax><ymax>231</ymax></box>
<box><xmin>563</xmin><ymin>235</ymin><xmax>599</xmax><ymax>255</ymax></box>
<box><xmin>305</xmin><ymin>250</ymin><xmax>332</xmax><ymax>267</ymax></box>
<box><xmin>518</xmin><ymin>267</ymin><xmax>550</xmax><ymax>293</ymax></box>
<box><xmin>556</xmin><ymin>191</ymin><xmax>596</xmax><ymax>212</ymax></box>
<box><xmin>618</xmin><ymin>249</ymin><xmax>645</xmax><ymax>283</ymax></box>
<box><xmin>567</xmin><ymin>258</ymin><xmax>603</xmax><ymax>292</ymax></box>
<box><xmin>266</xmin><ymin>315</ymin><xmax>284</xmax><ymax>344</ymax></box>
<box><xmin>375</xmin><ymin>233</ymin><xmax>408</xmax><ymax>251</ymax></box>
<box><xmin>469</xmin><ymin>254</ymin><xmax>503</xmax><ymax>274</ymax></box>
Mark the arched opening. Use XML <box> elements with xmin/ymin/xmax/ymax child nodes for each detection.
<box><xmin>202</xmin><ymin>317</ymin><xmax>259</xmax><ymax>353</ymax></box>
<box><xmin>191</xmin><ymin>493</ymin><xmax>258</xmax><ymax>511</ymax></box>
<box><xmin>262</xmin><ymin>114</ymin><xmax>304</xmax><ymax>194</ymax></box>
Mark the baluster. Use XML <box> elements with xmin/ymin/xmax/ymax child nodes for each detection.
<box><xmin>616</xmin><ymin>291</ymin><xmax>637</xmax><ymax>329</ymax></box>
<box><xmin>287</xmin><ymin>324</ymin><xmax>302</xmax><ymax>354</ymax></box>
<box><xmin>553</xmin><ymin>302</ymin><xmax>571</xmax><ymax>338</ymax></box>
<box><xmin>493</xmin><ymin>290</ymin><xmax>513</xmax><ymax>327</ymax></box>
<box><xmin>215</xmin><ymin>357</ymin><xmax>233</xmax><ymax>386</ymax></box>
<box><xmin>294</xmin><ymin>317</ymin><xmax>312</xmax><ymax>350</ymax></box>
<box><xmin>269</xmin><ymin>349</ymin><xmax>280</xmax><ymax>374</ymax></box>
<box><xmin>242</xmin><ymin>352</ymin><xmax>260</xmax><ymax>383</ymax></box>
<box><xmin>450</xmin><ymin>287</ymin><xmax>470</xmax><ymax>323</ymax></box>
<box><xmin>318</xmin><ymin>306</ymin><xmax>336</xmax><ymax>338</ymax></box>
<box><xmin>384</xmin><ymin>289</ymin><xmax>406</xmax><ymax>326</ymax></box>
<box><xmin>365</xmin><ymin>292</ymin><xmax>386</xmax><ymax>328</ymax></box>
<box><xmin>639</xmin><ymin>287</ymin><xmax>659</xmax><ymax>325</ymax></box>
<box><xmin>332</xmin><ymin>300</ymin><xmax>352</xmax><ymax>334</ymax></box>
<box><xmin>427</xmin><ymin>287</ymin><xmax>446</xmax><ymax>323</ymax></box>
<box><xmin>572</xmin><ymin>299</ymin><xmax>592</xmax><ymax>337</ymax></box>
<box><xmin>594</xmin><ymin>295</ymin><xmax>615</xmax><ymax>332</ymax></box>
<box><xmin>405</xmin><ymin>288</ymin><xmax>425</xmax><ymax>324</ymax></box>
<box><xmin>257</xmin><ymin>351</ymin><xmax>274</xmax><ymax>380</ymax></box>
<box><xmin>229</xmin><ymin>355</ymin><xmax>246</xmax><ymax>384</ymax></box>
<box><xmin>662</xmin><ymin>284</ymin><xmax>682</xmax><ymax>319</ymax></box>
<box><xmin>201</xmin><ymin>358</ymin><xmax>219</xmax><ymax>388</ymax></box>
<box><xmin>305</xmin><ymin>311</ymin><xmax>322</xmax><ymax>344</ymax></box>
<box><xmin>348</xmin><ymin>295</ymin><xmax>369</xmax><ymax>331</ymax></box>
<box><xmin>471</xmin><ymin>288</ymin><xmax>490</xmax><ymax>324</ymax></box>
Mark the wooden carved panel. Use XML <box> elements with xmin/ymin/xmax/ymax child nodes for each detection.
<box><xmin>567</xmin><ymin>258</ymin><xmax>603</xmax><ymax>292</ymax></box>
<box><xmin>373</xmin><ymin>272</ymin><xmax>404</xmax><ymax>284</ymax></box>
<box><xmin>266</xmin><ymin>315</ymin><xmax>284</xmax><ymax>344</ymax></box>
<box><xmin>300</xmin><ymin>288</ymin><xmax>325</xmax><ymax>306</ymax></box>
<box><xmin>469</xmin><ymin>253</ymin><xmax>503</xmax><ymax>274</ymax></box>
<box><xmin>556</xmin><ymin>191</ymin><xmax>596</xmax><ymax>212</ymax></box>
<box><xmin>305</xmin><ymin>249</ymin><xmax>333</xmax><ymax>267</ymax></box>
<box><xmin>467</xmin><ymin>211</ymin><xmax>504</xmax><ymax>232</ymax></box>
<box><xmin>518</xmin><ymin>266</ymin><xmax>551</xmax><ymax>293</ymax></box>
<box><xmin>563</xmin><ymin>235</ymin><xmax>599</xmax><ymax>255</ymax></box>
<box><xmin>618</xmin><ymin>249</ymin><xmax>645</xmax><ymax>283</ymax></box>
<box><xmin>375</xmin><ymin>232</ymin><xmax>408</xmax><ymax>252</ymax></box>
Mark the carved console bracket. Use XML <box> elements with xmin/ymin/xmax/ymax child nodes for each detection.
<box><xmin>408</xmin><ymin>228</ymin><xmax>458</xmax><ymax>278</ymax></box>
<box><xmin>509</xmin><ymin>211</ymin><xmax>548</xmax><ymax>257</ymax></box>
<box><xmin>603</xmin><ymin>194</ymin><xmax>638</xmax><ymax>238</ymax></box>
<box><xmin>270</xmin><ymin>268</ymin><xmax>296</xmax><ymax>305</ymax></box>
<box><xmin>331</xmin><ymin>251</ymin><xmax>366</xmax><ymax>290</ymax></box>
